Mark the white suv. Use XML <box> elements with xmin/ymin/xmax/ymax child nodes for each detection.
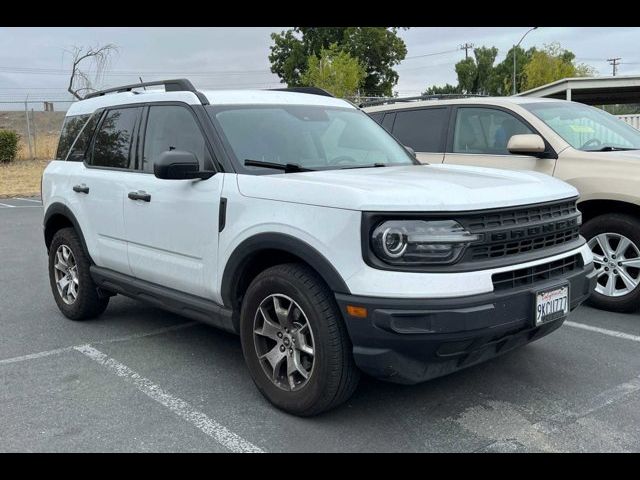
<box><xmin>42</xmin><ymin>79</ymin><xmax>596</xmax><ymax>416</ymax></box>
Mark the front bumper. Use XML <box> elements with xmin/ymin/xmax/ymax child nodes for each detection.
<box><xmin>335</xmin><ymin>262</ymin><xmax>597</xmax><ymax>384</ymax></box>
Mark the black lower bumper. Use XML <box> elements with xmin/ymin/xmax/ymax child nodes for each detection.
<box><xmin>335</xmin><ymin>263</ymin><xmax>597</xmax><ymax>384</ymax></box>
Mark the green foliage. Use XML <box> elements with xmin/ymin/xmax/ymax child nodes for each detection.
<box><xmin>422</xmin><ymin>83</ymin><xmax>462</xmax><ymax>96</ymax></box>
<box><xmin>300</xmin><ymin>44</ymin><xmax>366</xmax><ymax>98</ymax></box>
<box><xmin>269</xmin><ymin>27</ymin><xmax>408</xmax><ymax>97</ymax></box>
<box><xmin>0</xmin><ymin>130</ymin><xmax>20</xmax><ymax>163</ymax></box>
<box><xmin>454</xmin><ymin>47</ymin><xmax>498</xmax><ymax>95</ymax></box>
<box><xmin>523</xmin><ymin>43</ymin><xmax>595</xmax><ymax>91</ymax></box>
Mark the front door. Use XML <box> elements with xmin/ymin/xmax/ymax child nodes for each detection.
<box><xmin>443</xmin><ymin>106</ymin><xmax>557</xmax><ymax>175</ymax></box>
<box><xmin>122</xmin><ymin>104</ymin><xmax>223</xmax><ymax>299</ymax></box>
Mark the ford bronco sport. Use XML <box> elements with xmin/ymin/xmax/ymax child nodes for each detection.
<box><xmin>42</xmin><ymin>79</ymin><xmax>596</xmax><ymax>416</ymax></box>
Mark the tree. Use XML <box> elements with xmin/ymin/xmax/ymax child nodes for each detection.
<box><xmin>66</xmin><ymin>44</ymin><xmax>118</xmax><ymax>100</ymax></box>
<box><xmin>422</xmin><ymin>83</ymin><xmax>462</xmax><ymax>96</ymax></box>
<box><xmin>300</xmin><ymin>44</ymin><xmax>365</xmax><ymax>98</ymax></box>
<box><xmin>454</xmin><ymin>46</ymin><xmax>498</xmax><ymax>95</ymax></box>
<box><xmin>269</xmin><ymin>28</ymin><xmax>407</xmax><ymax>97</ymax></box>
<box><xmin>522</xmin><ymin>43</ymin><xmax>595</xmax><ymax>91</ymax></box>
<box><xmin>490</xmin><ymin>45</ymin><xmax>537</xmax><ymax>95</ymax></box>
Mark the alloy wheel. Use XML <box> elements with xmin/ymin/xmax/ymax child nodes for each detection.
<box><xmin>253</xmin><ymin>294</ymin><xmax>315</xmax><ymax>391</ymax></box>
<box><xmin>588</xmin><ymin>232</ymin><xmax>640</xmax><ymax>297</ymax></box>
<box><xmin>53</xmin><ymin>244</ymin><xmax>79</xmax><ymax>305</ymax></box>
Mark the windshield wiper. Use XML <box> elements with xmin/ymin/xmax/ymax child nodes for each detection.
<box><xmin>244</xmin><ymin>159</ymin><xmax>314</xmax><ymax>173</ymax></box>
<box><xmin>587</xmin><ymin>146</ymin><xmax>636</xmax><ymax>152</ymax></box>
<box><xmin>337</xmin><ymin>163</ymin><xmax>388</xmax><ymax>170</ymax></box>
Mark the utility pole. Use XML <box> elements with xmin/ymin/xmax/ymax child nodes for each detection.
<box><xmin>607</xmin><ymin>57</ymin><xmax>621</xmax><ymax>76</ymax></box>
<box><xmin>512</xmin><ymin>27</ymin><xmax>538</xmax><ymax>95</ymax></box>
<box><xmin>460</xmin><ymin>43</ymin><xmax>473</xmax><ymax>59</ymax></box>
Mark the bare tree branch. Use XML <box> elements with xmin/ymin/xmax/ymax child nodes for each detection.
<box><xmin>66</xmin><ymin>44</ymin><xmax>118</xmax><ymax>100</ymax></box>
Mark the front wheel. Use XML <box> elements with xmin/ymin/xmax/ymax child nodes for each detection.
<box><xmin>583</xmin><ymin>214</ymin><xmax>640</xmax><ymax>313</ymax></box>
<box><xmin>239</xmin><ymin>263</ymin><xmax>360</xmax><ymax>416</ymax></box>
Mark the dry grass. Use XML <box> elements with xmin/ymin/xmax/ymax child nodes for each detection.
<box><xmin>0</xmin><ymin>159</ymin><xmax>50</xmax><ymax>197</ymax></box>
<box><xmin>17</xmin><ymin>133</ymin><xmax>59</xmax><ymax>161</ymax></box>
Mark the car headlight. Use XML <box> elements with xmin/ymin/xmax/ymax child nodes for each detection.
<box><xmin>371</xmin><ymin>220</ymin><xmax>479</xmax><ymax>265</ymax></box>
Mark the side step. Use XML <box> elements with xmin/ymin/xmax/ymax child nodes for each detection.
<box><xmin>90</xmin><ymin>266</ymin><xmax>236</xmax><ymax>334</ymax></box>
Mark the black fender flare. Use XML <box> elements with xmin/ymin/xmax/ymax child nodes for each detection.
<box><xmin>43</xmin><ymin>202</ymin><xmax>93</xmax><ymax>262</ymax></box>
<box><xmin>220</xmin><ymin>232</ymin><xmax>351</xmax><ymax>308</ymax></box>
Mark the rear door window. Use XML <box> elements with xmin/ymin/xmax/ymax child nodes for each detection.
<box><xmin>56</xmin><ymin>113</ymin><xmax>98</xmax><ymax>161</ymax></box>
<box><xmin>89</xmin><ymin>107</ymin><xmax>140</xmax><ymax>169</ymax></box>
<box><xmin>391</xmin><ymin>108</ymin><xmax>448</xmax><ymax>152</ymax></box>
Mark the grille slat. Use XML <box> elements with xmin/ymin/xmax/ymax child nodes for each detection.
<box><xmin>460</xmin><ymin>199</ymin><xmax>581</xmax><ymax>261</ymax></box>
<box><xmin>492</xmin><ymin>254</ymin><xmax>581</xmax><ymax>291</ymax></box>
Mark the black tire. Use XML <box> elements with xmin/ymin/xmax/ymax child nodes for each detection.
<box><xmin>240</xmin><ymin>263</ymin><xmax>360</xmax><ymax>416</ymax></box>
<box><xmin>582</xmin><ymin>213</ymin><xmax>640</xmax><ymax>313</ymax></box>
<box><xmin>48</xmin><ymin>227</ymin><xmax>109</xmax><ymax>320</ymax></box>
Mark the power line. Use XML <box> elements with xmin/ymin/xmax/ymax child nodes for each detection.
<box><xmin>404</xmin><ymin>48</ymin><xmax>460</xmax><ymax>60</ymax></box>
<box><xmin>459</xmin><ymin>43</ymin><xmax>474</xmax><ymax>59</ymax></box>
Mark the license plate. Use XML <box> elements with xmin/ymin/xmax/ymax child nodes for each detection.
<box><xmin>535</xmin><ymin>285</ymin><xmax>569</xmax><ymax>325</ymax></box>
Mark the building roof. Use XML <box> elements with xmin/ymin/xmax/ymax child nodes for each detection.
<box><xmin>516</xmin><ymin>75</ymin><xmax>640</xmax><ymax>105</ymax></box>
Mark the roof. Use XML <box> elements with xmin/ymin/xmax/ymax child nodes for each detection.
<box><xmin>363</xmin><ymin>95</ymin><xmax>561</xmax><ymax>113</ymax></box>
<box><xmin>517</xmin><ymin>75</ymin><xmax>640</xmax><ymax>105</ymax></box>
<box><xmin>67</xmin><ymin>88</ymin><xmax>354</xmax><ymax>116</ymax></box>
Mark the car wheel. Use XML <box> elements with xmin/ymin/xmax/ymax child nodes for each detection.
<box><xmin>48</xmin><ymin>227</ymin><xmax>109</xmax><ymax>320</ymax></box>
<box><xmin>240</xmin><ymin>263</ymin><xmax>360</xmax><ymax>416</ymax></box>
<box><xmin>582</xmin><ymin>213</ymin><xmax>640</xmax><ymax>313</ymax></box>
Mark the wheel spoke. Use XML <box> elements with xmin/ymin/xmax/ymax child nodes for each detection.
<box><xmin>254</xmin><ymin>308</ymin><xmax>282</xmax><ymax>341</ymax></box>
<box><xmin>56</xmin><ymin>250</ymin><xmax>68</xmax><ymax>269</ymax></box>
<box><xmin>57</xmin><ymin>276</ymin><xmax>70</xmax><ymax>293</ymax></box>
<box><xmin>615</xmin><ymin>236</ymin><xmax>631</xmax><ymax>257</ymax></box>
<box><xmin>592</xmin><ymin>253</ymin><xmax>606</xmax><ymax>266</ymax></box>
<box><xmin>618</xmin><ymin>269</ymin><xmax>638</xmax><ymax>292</ymax></box>
<box><xmin>272</xmin><ymin>296</ymin><xmax>293</xmax><ymax>328</ymax></box>
<box><xmin>287</xmin><ymin>350</ymin><xmax>310</xmax><ymax>380</ymax></box>
<box><xmin>54</xmin><ymin>261</ymin><xmax>67</xmax><ymax>273</ymax></box>
<box><xmin>604</xmin><ymin>273</ymin><xmax>616</xmax><ymax>296</ymax></box>
<box><xmin>595</xmin><ymin>234</ymin><xmax>614</xmax><ymax>258</ymax></box>
<box><xmin>621</xmin><ymin>258</ymin><xmax>640</xmax><ymax>269</ymax></box>
<box><xmin>260</xmin><ymin>345</ymin><xmax>286</xmax><ymax>376</ymax></box>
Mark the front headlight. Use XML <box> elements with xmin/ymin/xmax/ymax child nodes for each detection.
<box><xmin>371</xmin><ymin>220</ymin><xmax>479</xmax><ymax>265</ymax></box>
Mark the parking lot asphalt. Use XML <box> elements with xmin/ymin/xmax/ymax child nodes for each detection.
<box><xmin>1</xmin><ymin>197</ymin><xmax>640</xmax><ymax>452</ymax></box>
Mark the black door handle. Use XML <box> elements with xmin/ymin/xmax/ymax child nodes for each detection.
<box><xmin>73</xmin><ymin>184</ymin><xmax>89</xmax><ymax>194</ymax></box>
<box><xmin>128</xmin><ymin>191</ymin><xmax>151</xmax><ymax>202</ymax></box>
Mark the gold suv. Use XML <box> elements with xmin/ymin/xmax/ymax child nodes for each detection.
<box><xmin>365</xmin><ymin>97</ymin><xmax>640</xmax><ymax>313</ymax></box>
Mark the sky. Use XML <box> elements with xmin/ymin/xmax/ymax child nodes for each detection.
<box><xmin>1</xmin><ymin>27</ymin><xmax>639</xmax><ymax>108</ymax></box>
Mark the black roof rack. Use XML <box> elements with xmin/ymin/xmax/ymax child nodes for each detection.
<box><xmin>268</xmin><ymin>86</ymin><xmax>334</xmax><ymax>98</ymax></box>
<box><xmin>359</xmin><ymin>93</ymin><xmax>489</xmax><ymax>108</ymax></box>
<box><xmin>84</xmin><ymin>78</ymin><xmax>209</xmax><ymax>105</ymax></box>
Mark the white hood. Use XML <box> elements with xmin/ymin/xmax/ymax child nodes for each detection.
<box><xmin>236</xmin><ymin>164</ymin><xmax>578</xmax><ymax>212</ymax></box>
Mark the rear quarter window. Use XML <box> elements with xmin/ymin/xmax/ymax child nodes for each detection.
<box><xmin>391</xmin><ymin>108</ymin><xmax>448</xmax><ymax>152</ymax></box>
<box><xmin>55</xmin><ymin>113</ymin><xmax>100</xmax><ymax>161</ymax></box>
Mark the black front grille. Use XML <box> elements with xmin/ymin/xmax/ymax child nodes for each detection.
<box><xmin>492</xmin><ymin>254</ymin><xmax>581</xmax><ymax>291</ymax></box>
<box><xmin>460</xmin><ymin>199</ymin><xmax>581</xmax><ymax>262</ymax></box>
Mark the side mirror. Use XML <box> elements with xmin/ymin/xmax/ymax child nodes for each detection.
<box><xmin>403</xmin><ymin>145</ymin><xmax>417</xmax><ymax>158</ymax></box>
<box><xmin>153</xmin><ymin>150</ymin><xmax>214</xmax><ymax>180</ymax></box>
<box><xmin>507</xmin><ymin>134</ymin><xmax>546</xmax><ymax>157</ymax></box>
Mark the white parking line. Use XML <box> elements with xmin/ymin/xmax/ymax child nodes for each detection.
<box><xmin>15</xmin><ymin>197</ymin><xmax>41</xmax><ymax>203</ymax></box>
<box><xmin>565</xmin><ymin>321</ymin><xmax>640</xmax><ymax>343</ymax></box>
<box><xmin>74</xmin><ymin>344</ymin><xmax>264</xmax><ymax>453</ymax></box>
<box><xmin>0</xmin><ymin>202</ymin><xmax>16</xmax><ymax>208</ymax></box>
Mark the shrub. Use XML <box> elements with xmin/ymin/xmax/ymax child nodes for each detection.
<box><xmin>0</xmin><ymin>130</ymin><xmax>20</xmax><ymax>163</ymax></box>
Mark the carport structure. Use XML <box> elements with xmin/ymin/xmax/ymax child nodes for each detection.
<box><xmin>516</xmin><ymin>75</ymin><xmax>640</xmax><ymax>105</ymax></box>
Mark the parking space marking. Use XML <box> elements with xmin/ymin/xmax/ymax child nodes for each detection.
<box><xmin>565</xmin><ymin>321</ymin><xmax>640</xmax><ymax>343</ymax></box>
<box><xmin>0</xmin><ymin>202</ymin><xmax>16</xmax><ymax>208</ymax></box>
<box><xmin>15</xmin><ymin>197</ymin><xmax>41</xmax><ymax>203</ymax></box>
<box><xmin>0</xmin><ymin>321</ymin><xmax>198</xmax><ymax>366</ymax></box>
<box><xmin>74</xmin><ymin>344</ymin><xmax>264</xmax><ymax>453</ymax></box>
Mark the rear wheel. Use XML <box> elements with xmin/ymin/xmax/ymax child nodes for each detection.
<box><xmin>583</xmin><ymin>214</ymin><xmax>640</xmax><ymax>313</ymax></box>
<box><xmin>48</xmin><ymin>227</ymin><xmax>109</xmax><ymax>320</ymax></box>
<box><xmin>240</xmin><ymin>263</ymin><xmax>360</xmax><ymax>416</ymax></box>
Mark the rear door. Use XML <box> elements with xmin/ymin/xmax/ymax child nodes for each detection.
<box><xmin>71</xmin><ymin>106</ymin><xmax>142</xmax><ymax>275</ymax></box>
<box><xmin>443</xmin><ymin>106</ymin><xmax>557</xmax><ymax>174</ymax></box>
<box><xmin>388</xmin><ymin>107</ymin><xmax>450</xmax><ymax>164</ymax></box>
<box><xmin>122</xmin><ymin>103</ymin><xmax>223</xmax><ymax>299</ymax></box>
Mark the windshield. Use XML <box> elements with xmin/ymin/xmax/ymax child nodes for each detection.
<box><xmin>522</xmin><ymin>101</ymin><xmax>640</xmax><ymax>151</ymax></box>
<box><xmin>207</xmin><ymin>105</ymin><xmax>417</xmax><ymax>172</ymax></box>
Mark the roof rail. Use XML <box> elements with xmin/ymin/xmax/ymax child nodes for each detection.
<box><xmin>359</xmin><ymin>93</ymin><xmax>489</xmax><ymax>108</ymax></box>
<box><xmin>83</xmin><ymin>78</ymin><xmax>209</xmax><ymax>105</ymax></box>
<box><xmin>268</xmin><ymin>86</ymin><xmax>335</xmax><ymax>98</ymax></box>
